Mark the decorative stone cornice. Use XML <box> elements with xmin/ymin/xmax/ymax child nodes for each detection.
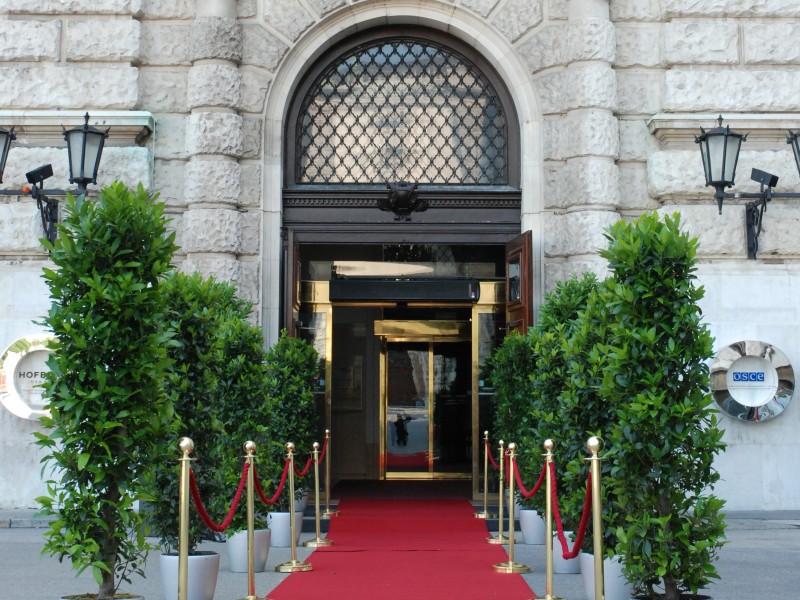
<box><xmin>0</xmin><ymin>110</ymin><xmax>153</xmax><ymax>146</ymax></box>
<box><xmin>648</xmin><ymin>113</ymin><xmax>800</xmax><ymax>149</ymax></box>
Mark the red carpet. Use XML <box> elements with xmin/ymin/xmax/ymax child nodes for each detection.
<box><xmin>267</xmin><ymin>498</ymin><xmax>535</xmax><ymax>599</ymax></box>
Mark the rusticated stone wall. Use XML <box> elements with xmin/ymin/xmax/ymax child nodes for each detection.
<box><xmin>3</xmin><ymin>0</ymin><xmax>800</xmax><ymax>510</ymax></box>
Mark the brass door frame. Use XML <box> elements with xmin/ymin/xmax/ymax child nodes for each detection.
<box><xmin>376</xmin><ymin>320</ymin><xmax>471</xmax><ymax>480</ymax></box>
<box><xmin>297</xmin><ymin>281</ymin><xmax>505</xmax><ymax>499</ymax></box>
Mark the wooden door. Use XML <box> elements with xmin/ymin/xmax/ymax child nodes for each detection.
<box><xmin>505</xmin><ymin>231</ymin><xmax>532</xmax><ymax>334</ymax></box>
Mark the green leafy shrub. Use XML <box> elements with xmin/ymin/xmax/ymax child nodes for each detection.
<box><xmin>558</xmin><ymin>278</ymin><xmax>622</xmax><ymax>554</ymax></box>
<box><xmin>35</xmin><ymin>183</ymin><xmax>178</xmax><ymax>599</ymax></box>
<box><xmin>144</xmin><ymin>272</ymin><xmax>254</xmax><ymax>553</ymax></box>
<box><xmin>488</xmin><ymin>273</ymin><xmax>597</xmax><ymax>515</ymax></box>
<box><xmin>601</xmin><ymin>212</ymin><xmax>726</xmax><ymax>599</ymax></box>
<box><xmin>486</xmin><ymin>330</ymin><xmax>536</xmax><ymax>500</ymax></box>
<box><xmin>263</xmin><ymin>330</ymin><xmax>321</xmax><ymax>511</ymax></box>
<box><xmin>211</xmin><ymin>316</ymin><xmax>276</xmax><ymax>533</ymax></box>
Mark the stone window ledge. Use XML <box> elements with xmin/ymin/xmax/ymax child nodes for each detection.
<box><xmin>648</xmin><ymin>113</ymin><xmax>800</xmax><ymax>149</ymax></box>
<box><xmin>0</xmin><ymin>110</ymin><xmax>153</xmax><ymax>147</ymax></box>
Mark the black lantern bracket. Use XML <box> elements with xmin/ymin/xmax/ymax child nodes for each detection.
<box><xmin>0</xmin><ymin>113</ymin><xmax>109</xmax><ymax>245</ymax></box>
<box><xmin>695</xmin><ymin>115</ymin><xmax>800</xmax><ymax>259</ymax></box>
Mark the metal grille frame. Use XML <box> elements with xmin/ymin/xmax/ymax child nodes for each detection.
<box><xmin>287</xmin><ymin>28</ymin><xmax>519</xmax><ymax>188</ymax></box>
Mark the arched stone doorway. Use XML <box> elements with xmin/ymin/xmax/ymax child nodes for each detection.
<box><xmin>261</xmin><ymin>7</ymin><xmax>543</xmax><ymax>495</ymax></box>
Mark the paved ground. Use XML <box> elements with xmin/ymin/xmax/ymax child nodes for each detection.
<box><xmin>1</xmin><ymin>509</ymin><xmax>798</xmax><ymax>599</ymax></box>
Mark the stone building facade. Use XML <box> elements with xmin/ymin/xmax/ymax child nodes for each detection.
<box><xmin>1</xmin><ymin>0</ymin><xmax>799</xmax><ymax>510</ymax></box>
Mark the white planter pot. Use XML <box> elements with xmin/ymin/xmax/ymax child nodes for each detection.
<box><xmin>518</xmin><ymin>509</ymin><xmax>545</xmax><ymax>545</ymax></box>
<box><xmin>552</xmin><ymin>531</ymin><xmax>581</xmax><ymax>574</ymax></box>
<box><xmin>226</xmin><ymin>529</ymin><xmax>271</xmax><ymax>573</ymax></box>
<box><xmin>268</xmin><ymin>511</ymin><xmax>304</xmax><ymax>547</ymax></box>
<box><xmin>294</xmin><ymin>492</ymin><xmax>308</xmax><ymax>513</ymax></box>
<box><xmin>159</xmin><ymin>551</ymin><xmax>220</xmax><ymax>600</ymax></box>
<box><xmin>579</xmin><ymin>552</ymin><xmax>633</xmax><ymax>600</ymax></box>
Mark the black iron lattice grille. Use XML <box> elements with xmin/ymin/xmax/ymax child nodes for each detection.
<box><xmin>296</xmin><ymin>37</ymin><xmax>509</xmax><ymax>185</ymax></box>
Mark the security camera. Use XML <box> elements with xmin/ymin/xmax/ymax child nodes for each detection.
<box><xmin>751</xmin><ymin>168</ymin><xmax>779</xmax><ymax>188</ymax></box>
<box><xmin>25</xmin><ymin>164</ymin><xmax>53</xmax><ymax>185</ymax></box>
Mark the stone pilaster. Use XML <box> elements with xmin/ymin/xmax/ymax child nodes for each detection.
<box><xmin>544</xmin><ymin>0</ymin><xmax>618</xmax><ymax>288</ymax></box>
<box><xmin>182</xmin><ymin>0</ymin><xmax>253</xmax><ymax>302</ymax></box>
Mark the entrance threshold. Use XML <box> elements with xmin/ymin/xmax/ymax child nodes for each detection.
<box><xmin>332</xmin><ymin>479</ymin><xmax>472</xmax><ymax>500</ymax></box>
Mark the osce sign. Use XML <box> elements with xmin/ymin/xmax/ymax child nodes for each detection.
<box><xmin>732</xmin><ymin>371</ymin><xmax>765</xmax><ymax>382</ymax></box>
<box><xmin>726</xmin><ymin>355</ymin><xmax>777</xmax><ymax>408</ymax></box>
<box><xmin>711</xmin><ymin>340</ymin><xmax>794</xmax><ymax>423</ymax></box>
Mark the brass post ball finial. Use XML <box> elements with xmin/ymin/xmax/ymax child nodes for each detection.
<box><xmin>499</xmin><ymin>439</ymin><xmax>504</xmax><ymax>446</ymax></box>
<box><xmin>313</xmin><ymin>442</ymin><xmax>320</xmax><ymax>450</ymax></box>
<box><xmin>587</xmin><ymin>436</ymin><xmax>601</xmax><ymax>454</ymax></box>
<box><xmin>244</xmin><ymin>440</ymin><xmax>256</xmax><ymax>454</ymax></box>
<box><xmin>326</xmin><ymin>429</ymin><xmax>330</xmax><ymax>436</ymax></box>
<box><xmin>508</xmin><ymin>442</ymin><xmax>516</xmax><ymax>451</ymax></box>
<box><xmin>178</xmin><ymin>437</ymin><xmax>194</xmax><ymax>455</ymax></box>
<box><xmin>286</xmin><ymin>442</ymin><xmax>295</xmax><ymax>452</ymax></box>
<box><xmin>543</xmin><ymin>439</ymin><xmax>554</xmax><ymax>452</ymax></box>
<box><xmin>484</xmin><ymin>430</ymin><xmax>489</xmax><ymax>437</ymax></box>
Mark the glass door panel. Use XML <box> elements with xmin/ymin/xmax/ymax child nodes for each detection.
<box><xmin>385</xmin><ymin>342</ymin><xmax>430</xmax><ymax>473</ymax></box>
<box><xmin>432</xmin><ymin>342</ymin><xmax>471</xmax><ymax>475</ymax></box>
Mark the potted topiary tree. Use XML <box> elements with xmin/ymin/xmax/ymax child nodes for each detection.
<box><xmin>488</xmin><ymin>274</ymin><xmax>598</xmax><ymax>547</ymax></box>
<box><xmin>600</xmin><ymin>212</ymin><xmax>727</xmax><ymax>600</ymax></box>
<box><xmin>144</xmin><ymin>272</ymin><xmax>256</xmax><ymax>600</ymax></box>
<box><xmin>211</xmin><ymin>316</ymin><xmax>276</xmax><ymax>572</ymax></box>
<box><xmin>529</xmin><ymin>274</ymin><xmax>599</xmax><ymax>559</ymax></box>
<box><xmin>34</xmin><ymin>183</ymin><xmax>179</xmax><ymax>599</ymax></box>
<box><xmin>558</xmin><ymin>277</ymin><xmax>631</xmax><ymax>599</ymax></box>
<box><xmin>262</xmin><ymin>330</ymin><xmax>320</xmax><ymax>547</ymax></box>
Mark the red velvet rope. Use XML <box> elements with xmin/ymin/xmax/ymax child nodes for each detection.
<box><xmin>486</xmin><ymin>439</ymin><xmax>500</xmax><ymax>470</ymax></box>
<box><xmin>550</xmin><ymin>462</ymin><xmax>593</xmax><ymax>560</ymax></box>
<box><xmin>253</xmin><ymin>457</ymin><xmax>290</xmax><ymax>506</ymax></box>
<box><xmin>318</xmin><ymin>438</ymin><xmax>329</xmax><ymax>463</ymax></box>
<box><xmin>189</xmin><ymin>462</ymin><xmax>249</xmax><ymax>533</ymax></box>
<box><xmin>294</xmin><ymin>456</ymin><xmax>313</xmax><ymax>478</ymax></box>
<box><xmin>513</xmin><ymin>457</ymin><xmax>546</xmax><ymax>499</ymax></box>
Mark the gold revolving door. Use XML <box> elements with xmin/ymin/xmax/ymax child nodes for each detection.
<box><xmin>377</xmin><ymin>320</ymin><xmax>472</xmax><ymax>479</ymax></box>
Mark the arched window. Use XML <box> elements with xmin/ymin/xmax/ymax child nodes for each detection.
<box><xmin>287</xmin><ymin>28</ymin><xmax>518</xmax><ymax>188</ymax></box>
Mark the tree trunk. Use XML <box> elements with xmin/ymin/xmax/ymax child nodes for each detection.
<box><xmin>98</xmin><ymin>483</ymin><xmax>122</xmax><ymax>599</ymax></box>
<box><xmin>657</xmin><ymin>491</ymin><xmax>680</xmax><ymax>600</ymax></box>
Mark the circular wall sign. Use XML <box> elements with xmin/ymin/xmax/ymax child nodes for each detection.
<box><xmin>0</xmin><ymin>335</ymin><xmax>53</xmax><ymax>420</ymax></box>
<box><xmin>710</xmin><ymin>340</ymin><xmax>794</xmax><ymax>423</ymax></box>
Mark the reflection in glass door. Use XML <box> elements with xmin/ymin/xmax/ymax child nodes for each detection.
<box><xmin>384</xmin><ymin>340</ymin><xmax>471</xmax><ymax>478</ymax></box>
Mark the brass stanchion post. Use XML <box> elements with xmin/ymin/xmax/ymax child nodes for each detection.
<box><xmin>239</xmin><ymin>441</ymin><xmax>257</xmax><ymax>600</ymax></box>
<box><xmin>586</xmin><ymin>436</ymin><xmax>604</xmax><ymax>600</ymax></box>
<box><xmin>487</xmin><ymin>440</ymin><xmax>507</xmax><ymax>544</ymax></box>
<box><xmin>543</xmin><ymin>439</ymin><xmax>564</xmax><ymax>600</ymax></box>
<box><xmin>305</xmin><ymin>442</ymin><xmax>332</xmax><ymax>548</ymax></box>
<box><xmin>322</xmin><ymin>429</ymin><xmax>339</xmax><ymax>517</ymax></box>
<box><xmin>474</xmin><ymin>431</ymin><xmax>496</xmax><ymax>519</ymax></box>
<box><xmin>177</xmin><ymin>437</ymin><xmax>194</xmax><ymax>600</ymax></box>
<box><xmin>276</xmin><ymin>443</ymin><xmax>312</xmax><ymax>573</ymax></box>
<box><xmin>493</xmin><ymin>443</ymin><xmax>530</xmax><ymax>573</ymax></box>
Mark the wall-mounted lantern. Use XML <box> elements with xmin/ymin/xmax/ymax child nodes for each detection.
<box><xmin>0</xmin><ymin>113</ymin><xmax>109</xmax><ymax>244</ymax></box>
<box><xmin>696</xmin><ymin>115</ymin><xmax>800</xmax><ymax>259</ymax></box>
